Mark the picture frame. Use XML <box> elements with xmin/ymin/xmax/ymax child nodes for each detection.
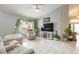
<box><xmin>43</xmin><ymin>17</ymin><xmax>50</xmax><ymax>22</ymax></box>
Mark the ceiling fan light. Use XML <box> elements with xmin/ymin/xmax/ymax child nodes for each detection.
<box><xmin>35</xmin><ymin>8</ymin><xmax>39</xmax><ymax>12</ymax></box>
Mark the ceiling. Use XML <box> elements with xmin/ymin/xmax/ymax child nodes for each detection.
<box><xmin>0</xmin><ymin>4</ymin><xmax>63</xmax><ymax>18</ymax></box>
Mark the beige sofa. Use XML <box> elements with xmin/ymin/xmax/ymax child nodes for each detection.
<box><xmin>3</xmin><ymin>34</ymin><xmax>23</xmax><ymax>44</ymax></box>
<box><xmin>0</xmin><ymin>35</ymin><xmax>35</xmax><ymax>54</ymax></box>
<box><xmin>5</xmin><ymin>40</ymin><xmax>34</xmax><ymax>54</ymax></box>
<box><xmin>0</xmin><ymin>37</ymin><xmax>6</xmax><ymax>54</ymax></box>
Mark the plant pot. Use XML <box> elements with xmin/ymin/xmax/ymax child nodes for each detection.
<box><xmin>53</xmin><ymin>38</ymin><xmax>59</xmax><ymax>41</ymax></box>
<box><xmin>63</xmin><ymin>38</ymin><xmax>68</xmax><ymax>41</ymax></box>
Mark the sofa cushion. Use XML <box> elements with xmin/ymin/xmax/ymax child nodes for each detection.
<box><xmin>3</xmin><ymin>34</ymin><xmax>23</xmax><ymax>44</ymax></box>
<box><xmin>7</xmin><ymin>46</ymin><xmax>34</xmax><ymax>54</ymax></box>
<box><xmin>5</xmin><ymin>40</ymin><xmax>20</xmax><ymax>52</ymax></box>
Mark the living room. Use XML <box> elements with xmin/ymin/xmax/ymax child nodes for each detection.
<box><xmin>0</xmin><ymin>4</ymin><xmax>79</xmax><ymax>54</ymax></box>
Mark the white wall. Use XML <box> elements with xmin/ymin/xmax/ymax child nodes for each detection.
<box><xmin>0</xmin><ymin>12</ymin><xmax>17</xmax><ymax>37</ymax></box>
<box><xmin>0</xmin><ymin>5</ymin><xmax>69</xmax><ymax>37</ymax></box>
<box><xmin>59</xmin><ymin>5</ymin><xmax>69</xmax><ymax>35</ymax></box>
<box><xmin>38</xmin><ymin>5</ymin><xmax>69</xmax><ymax>36</ymax></box>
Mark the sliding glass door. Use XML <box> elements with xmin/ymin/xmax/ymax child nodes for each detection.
<box><xmin>71</xmin><ymin>23</ymin><xmax>79</xmax><ymax>41</ymax></box>
<box><xmin>74</xmin><ymin>24</ymin><xmax>79</xmax><ymax>35</ymax></box>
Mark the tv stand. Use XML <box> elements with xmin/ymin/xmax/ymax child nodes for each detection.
<box><xmin>40</xmin><ymin>31</ymin><xmax>53</xmax><ymax>40</ymax></box>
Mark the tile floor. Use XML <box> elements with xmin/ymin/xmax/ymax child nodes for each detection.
<box><xmin>22</xmin><ymin>37</ymin><xmax>79</xmax><ymax>54</ymax></box>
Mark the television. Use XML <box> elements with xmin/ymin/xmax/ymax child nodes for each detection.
<box><xmin>43</xmin><ymin>23</ymin><xmax>53</xmax><ymax>32</ymax></box>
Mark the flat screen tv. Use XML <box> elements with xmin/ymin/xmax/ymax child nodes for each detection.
<box><xmin>43</xmin><ymin>23</ymin><xmax>53</xmax><ymax>32</ymax></box>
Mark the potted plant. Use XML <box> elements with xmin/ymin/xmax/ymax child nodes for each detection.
<box><xmin>33</xmin><ymin>19</ymin><xmax>39</xmax><ymax>36</ymax></box>
<box><xmin>64</xmin><ymin>24</ymin><xmax>73</xmax><ymax>41</ymax></box>
<box><xmin>53</xmin><ymin>31</ymin><xmax>60</xmax><ymax>41</ymax></box>
<box><xmin>64</xmin><ymin>24</ymin><xmax>72</xmax><ymax>36</ymax></box>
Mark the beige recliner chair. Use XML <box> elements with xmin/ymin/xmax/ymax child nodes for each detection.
<box><xmin>27</xmin><ymin>29</ymin><xmax>36</xmax><ymax>40</ymax></box>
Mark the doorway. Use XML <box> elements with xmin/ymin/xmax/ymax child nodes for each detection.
<box><xmin>71</xmin><ymin>23</ymin><xmax>79</xmax><ymax>40</ymax></box>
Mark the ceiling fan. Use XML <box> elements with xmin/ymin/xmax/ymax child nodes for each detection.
<box><xmin>32</xmin><ymin>4</ymin><xmax>42</xmax><ymax>12</ymax></box>
<box><xmin>35</xmin><ymin>4</ymin><xmax>40</xmax><ymax>12</ymax></box>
